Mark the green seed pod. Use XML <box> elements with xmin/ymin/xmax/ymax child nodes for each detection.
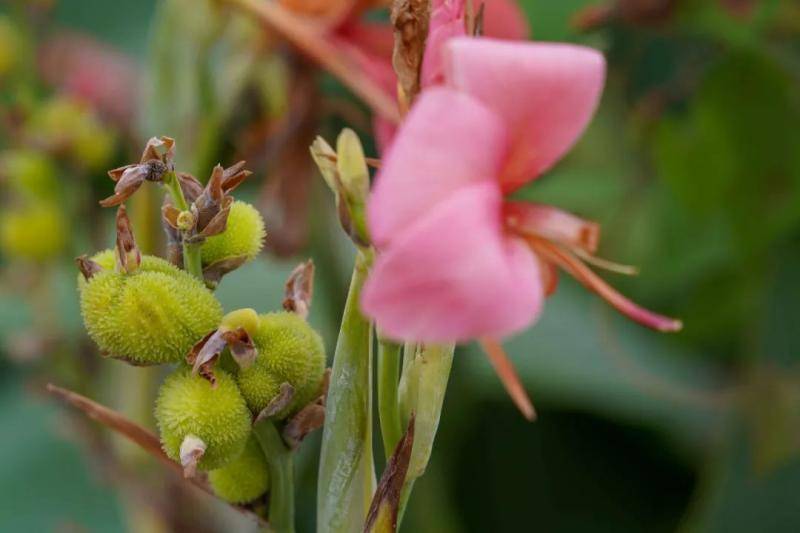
<box><xmin>236</xmin><ymin>311</ymin><xmax>326</xmax><ymax>417</ymax></box>
<box><xmin>200</xmin><ymin>200</ymin><xmax>266</xmax><ymax>267</ymax></box>
<box><xmin>208</xmin><ymin>435</ymin><xmax>270</xmax><ymax>504</ymax></box>
<box><xmin>0</xmin><ymin>204</ymin><xmax>67</xmax><ymax>262</ymax></box>
<box><xmin>155</xmin><ymin>369</ymin><xmax>252</xmax><ymax>471</ymax></box>
<box><xmin>79</xmin><ymin>253</ymin><xmax>223</xmax><ymax>364</ymax></box>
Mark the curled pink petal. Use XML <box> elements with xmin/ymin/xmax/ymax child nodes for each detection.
<box><xmin>362</xmin><ymin>182</ymin><xmax>543</xmax><ymax>343</ymax></box>
<box><xmin>444</xmin><ymin>38</ymin><xmax>606</xmax><ymax>192</ymax></box>
<box><xmin>368</xmin><ymin>88</ymin><xmax>508</xmax><ymax>247</ymax></box>
<box><xmin>504</xmin><ymin>201</ymin><xmax>600</xmax><ymax>253</ymax></box>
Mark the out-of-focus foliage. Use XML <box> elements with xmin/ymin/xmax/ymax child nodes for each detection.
<box><xmin>1</xmin><ymin>0</ymin><xmax>799</xmax><ymax>532</ymax></box>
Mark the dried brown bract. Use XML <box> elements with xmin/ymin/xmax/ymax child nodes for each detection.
<box><xmin>390</xmin><ymin>0</ymin><xmax>431</xmax><ymax>107</ymax></box>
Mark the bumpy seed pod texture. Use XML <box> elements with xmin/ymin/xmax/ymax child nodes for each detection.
<box><xmin>79</xmin><ymin>251</ymin><xmax>222</xmax><ymax>364</ymax></box>
<box><xmin>208</xmin><ymin>435</ymin><xmax>270</xmax><ymax>504</ymax></box>
<box><xmin>236</xmin><ymin>311</ymin><xmax>326</xmax><ymax>417</ymax></box>
<box><xmin>200</xmin><ymin>201</ymin><xmax>266</xmax><ymax>266</ymax></box>
<box><xmin>155</xmin><ymin>369</ymin><xmax>252</xmax><ymax>471</ymax></box>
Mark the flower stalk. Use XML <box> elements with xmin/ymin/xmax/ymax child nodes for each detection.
<box><xmin>377</xmin><ymin>337</ymin><xmax>403</xmax><ymax>459</ymax></box>
<box><xmin>317</xmin><ymin>249</ymin><xmax>377</xmax><ymax>533</ymax></box>
<box><xmin>253</xmin><ymin>419</ymin><xmax>296</xmax><ymax>533</ymax></box>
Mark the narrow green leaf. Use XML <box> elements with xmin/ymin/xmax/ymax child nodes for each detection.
<box><xmin>317</xmin><ymin>250</ymin><xmax>376</xmax><ymax>533</ymax></box>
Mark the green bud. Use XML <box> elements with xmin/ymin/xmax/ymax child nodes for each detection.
<box><xmin>236</xmin><ymin>311</ymin><xmax>326</xmax><ymax>417</ymax></box>
<box><xmin>155</xmin><ymin>369</ymin><xmax>252</xmax><ymax>471</ymax></box>
<box><xmin>200</xmin><ymin>200</ymin><xmax>266</xmax><ymax>267</ymax></box>
<box><xmin>0</xmin><ymin>204</ymin><xmax>67</xmax><ymax>261</ymax></box>
<box><xmin>310</xmin><ymin>129</ymin><xmax>370</xmax><ymax>247</ymax></box>
<box><xmin>79</xmin><ymin>253</ymin><xmax>223</xmax><ymax>364</ymax></box>
<box><xmin>208</xmin><ymin>435</ymin><xmax>270</xmax><ymax>504</ymax></box>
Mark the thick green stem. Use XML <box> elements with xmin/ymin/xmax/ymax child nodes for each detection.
<box><xmin>396</xmin><ymin>343</ymin><xmax>455</xmax><ymax>526</ymax></box>
<box><xmin>163</xmin><ymin>171</ymin><xmax>204</xmax><ymax>281</ymax></box>
<box><xmin>377</xmin><ymin>338</ymin><xmax>402</xmax><ymax>460</ymax></box>
<box><xmin>317</xmin><ymin>249</ymin><xmax>377</xmax><ymax>533</ymax></box>
<box><xmin>253</xmin><ymin>420</ymin><xmax>295</xmax><ymax>533</ymax></box>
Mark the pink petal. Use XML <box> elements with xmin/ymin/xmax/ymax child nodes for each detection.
<box><xmin>368</xmin><ymin>87</ymin><xmax>508</xmax><ymax>248</ymax></box>
<box><xmin>362</xmin><ymin>182</ymin><xmax>543</xmax><ymax>343</ymax></box>
<box><xmin>482</xmin><ymin>0</ymin><xmax>531</xmax><ymax>40</ymax></box>
<box><xmin>421</xmin><ymin>0</ymin><xmax>467</xmax><ymax>87</ymax></box>
<box><xmin>444</xmin><ymin>38</ymin><xmax>606</xmax><ymax>192</ymax></box>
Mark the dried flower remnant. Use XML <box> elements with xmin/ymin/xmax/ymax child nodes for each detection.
<box><xmin>283</xmin><ymin>260</ymin><xmax>315</xmax><ymax>319</ymax></box>
<box><xmin>391</xmin><ymin>0</ymin><xmax>431</xmax><ymax>107</ymax></box>
<box><xmin>100</xmin><ymin>136</ymin><xmax>174</xmax><ymax>207</ymax></box>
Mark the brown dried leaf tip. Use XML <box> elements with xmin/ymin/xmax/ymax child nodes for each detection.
<box><xmin>283</xmin><ymin>260</ymin><xmax>315</xmax><ymax>319</ymax></box>
<box><xmin>76</xmin><ymin>255</ymin><xmax>103</xmax><ymax>281</ymax></box>
<box><xmin>186</xmin><ymin>326</ymin><xmax>258</xmax><ymax>386</ymax></box>
<box><xmin>364</xmin><ymin>414</ymin><xmax>415</xmax><ymax>533</ymax></box>
<box><xmin>282</xmin><ymin>368</ymin><xmax>330</xmax><ymax>449</ymax></box>
<box><xmin>100</xmin><ymin>136</ymin><xmax>175</xmax><ymax>207</ymax></box>
<box><xmin>391</xmin><ymin>0</ymin><xmax>431</xmax><ymax>107</ymax></box>
<box><xmin>115</xmin><ymin>205</ymin><xmax>141</xmax><ymax>274</ymax></box>
<box><xmin>255</xmin><ymin>382</ymin><xmax>296</xmax><ymax>423</ymax></box>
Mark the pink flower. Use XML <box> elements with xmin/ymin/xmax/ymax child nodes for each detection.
<box><xmin>374</xmin><ymin>0</ymin><xmax>530</xmax><ymax>152</ymax></box>
<box><xmin>362</xmin><ymin>37</ymin><xmax>682</xmax><ymax>346</ymax></box>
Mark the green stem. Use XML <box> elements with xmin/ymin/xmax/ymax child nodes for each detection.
<box><xmin>253</xmin><ymin>420</ymin><xmax>295</xmax><ymax>533</ymax></box>
<box><xmin>317</xmin><ymin>249</ymin><xmax>377</xmax><ymax>533</ymax></box>
<box><xmin>162</xmin><ymin>171</ymin><xmax>204</xmax><ymax>281</ymax></box>
<box><xmin>377</xmin><ymin>337</ymin><xmax>402</xmax><ymax>460</ymax></box>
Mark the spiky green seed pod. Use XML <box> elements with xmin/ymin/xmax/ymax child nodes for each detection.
<box><xmin>0</xmin><ymin>204</ymin><xmax>67</xmax><ymax>262</ymax></box>
<box><xmin>200</xmin><ymin>201</ymin><xmax>266</xmax><ymax>267</ymax></box>
<box><xmin>79</xmin><ymin>253</ymin><xmax>223</xmax><ymax>364</ymax></box>
<box><xmin>155</xmin><ymin>369</ymin><xmax>252</xmax><ymax>471</ymax></box>
<box><xmin>236</xmin><ymin>311</ymin><xmax>326</xmax><ymax>417</ymax></box>
<box><xmin>208</xmin><ymin>435</ymin><xmax>270</xmax><ymax>504</ymax></box>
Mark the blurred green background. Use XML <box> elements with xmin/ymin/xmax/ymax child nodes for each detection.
<box><xmin>1</xmin><ymin>0</ymin><xmax>799</xmax><ymax>531</ymax></box>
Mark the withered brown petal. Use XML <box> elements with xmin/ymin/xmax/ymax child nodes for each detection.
<box><xmin>282</xmin><ymin>402</ymin><xmax>325</xmax><ymax>450</ymax></box>
<box><xmin>390</xmin><ymin>0</ymin><xmax>431</xmax><ymax>106</ymax></box>
<box><xmin>107</xmin><ymin>163</ymin><xmax>136</xmax><ymax>182</ymax></box>
<box><xmin>187</xmin><ymin>329</ymin><xmax>227</xmax><ymax>375</ymax></box>
<box><xmin>99</xmin><ymin>165</ymin><xmax>148</xmax><ymax>207</ymax></box>
<box><xmin>283</xmin><ymin>260</ymin><xmax>315</xmax><ymax>319</ymax></box>
<box><xmin>202</xmin><ymin>255</ymin><xmax>250</xmax><ymax>288</ymax></box>
<box><xmin>254</xmin><ymin>383</ymin><xmax>296</xmax><ymax>423</ymax></box>
<box><xmin>76</xmin><ymin>255</ymin><xmax>103</xmax><ymax>281</ymax></box>
<box><xmin>177</xmin><ymin>172</ymin><xmax>204</xmax><ymax>203</ymax></box>
<box><xmin>115</xmin><ymin>205</ymin><xmax>141</xmax><ymax>273</ymax></box>
<box><xmin>195</xmin><ymin>203</ymin><xmax>231</xmax><ymax>239</ymax></box>
<box><xmin>162</xmin><ymin>204</ymin><xmax>181</xmax><ymax>229</ymax></box>
<box><xmin>363</xmin><ymin>415</ymin><xmax>415</xmax><ymax>533</ymax></box>
<box><xmin>220</xmin><ymin>328</ymin><xmax>257</xmax><ymax>369</ymax></box>
<box><xmin>140</xmin><ymin>135</ymin><xmax>175</xmax><ymax>164</ymax></box>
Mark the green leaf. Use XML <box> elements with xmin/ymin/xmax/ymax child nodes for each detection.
<box><xmin>317</xmin><ymin>250</ymin><xmax>376</xmax><ymax>533</ymax></box>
